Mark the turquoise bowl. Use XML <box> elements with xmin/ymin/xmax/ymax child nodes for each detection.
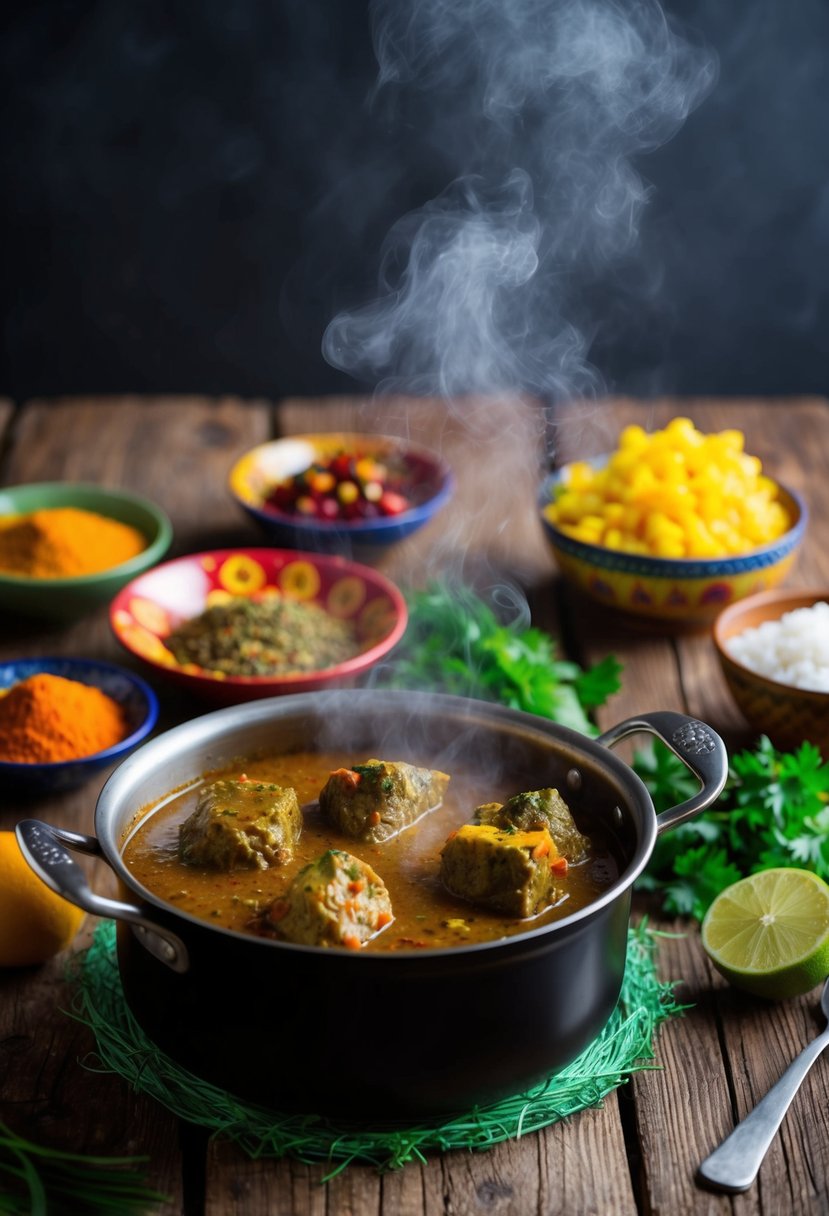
<box><xmin>0</xmin><ymin>482</ymin><xmax>173</xmax><ymax>623</ymax></box>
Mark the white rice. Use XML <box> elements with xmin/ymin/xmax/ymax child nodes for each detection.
<box><xmin>726</xmin><ymin>601</ymin><xmax>829</xmax><ymax>692</ymax></box>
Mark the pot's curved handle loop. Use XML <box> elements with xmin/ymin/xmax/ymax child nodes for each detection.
<box><xmin>596</xmin><ymin>711</ymin><xmax>728</xmax><ymax>835</ymax></box>
<box><xmin>16</xmin><ymin>819</ymin><xmax>190</xmax><ymax>973</ymax></box>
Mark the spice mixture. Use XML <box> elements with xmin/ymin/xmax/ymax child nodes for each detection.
<box><xmin>164</xmin><ymin>596</ymin><xmax>360</xmax><ymax>677</ymax></box>
<box><xmin>0</xmin><ymin>673</ymin><xmax>130</xmax><ymax>764</ymax></box>
<box><xmin>0</xmin><ymin>507</ymin><xmax>147</xmax><ymax>578</ymax></box>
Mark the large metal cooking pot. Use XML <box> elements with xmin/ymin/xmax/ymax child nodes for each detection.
<box><xmin>17</xmin><ymin>690</ymin><xmax>727</xmax><ymax>1120</ymax></box>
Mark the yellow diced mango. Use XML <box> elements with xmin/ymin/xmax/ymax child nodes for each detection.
<box><xmin>549</xmin><ymin>418</ymin><xmax>788</xmax><ymax>560</ymax></box>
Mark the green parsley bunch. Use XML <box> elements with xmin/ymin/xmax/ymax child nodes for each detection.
<box><xmin>378</xmin><ymin>582</ymin><xmax>622</xmax><ymax>735</ymax></box>
<box><xmin>635</xmin><ymin>736</ymin><xmax>829</xmax><ymax>921</ymax></box>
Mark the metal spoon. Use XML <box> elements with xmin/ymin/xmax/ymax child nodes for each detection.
<box><xmin>698</xmin><ymin>976</ymin><xmax>829</xmax><ymax>1193</ymax></box>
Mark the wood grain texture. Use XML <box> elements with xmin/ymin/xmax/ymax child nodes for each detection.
<box><xmin>0</xmin><ymin>956</ymin><xmax>185</xmax><ymax>1213</ymax></box>
<box><xmin>3</xmin><ymin>394</ymin><xmax>829</xmax><ymax>1214</ymax></box>
<box><xmin>0</xmin><ymin>396</ymin><xmax>271</xmax><ymax>1213</ymax></box>
<box><xmin>9</xmin><ymin>395</ymin><xmax>272</xmax><ymax>553</ymax></box>
<box><xmin>553</xmin><ymin>397</ymin><xmax>829</xmax><ymax>1215</ymax></box>
<box><xmin>198</xmin><ymin>394</ymin><xmax>634</xmax><ymax>1213</ymax></box>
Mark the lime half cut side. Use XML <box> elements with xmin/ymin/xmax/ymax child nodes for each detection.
<box><xmin>701</xmin><ymin>868</ymin><xmax>829</xmax><ymax>1000</ymax></box>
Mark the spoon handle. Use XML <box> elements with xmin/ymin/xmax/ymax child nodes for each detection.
<box><xmin>698</xmin><ymin>1025</ymin><xmax>829</xmax><ymax>1193</ymax></box>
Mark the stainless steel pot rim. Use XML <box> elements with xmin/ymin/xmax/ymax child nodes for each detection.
<box><xmin>93</xmin><ymin>689</ymin><xmax>667</xmax><ymax>958</ymax></box>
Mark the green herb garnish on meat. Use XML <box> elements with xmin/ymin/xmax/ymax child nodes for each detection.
<box><xmin>379</xmin><ymin>582</ymin><xmax>621</xmax><ymax>735</ymax></box>
<box><xmin>635</xmin><ymin>736</ymin><xmax>829</xmax><ymax>921</ymax></box>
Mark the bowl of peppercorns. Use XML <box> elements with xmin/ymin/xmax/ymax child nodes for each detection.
<box><xmin>228</xmin><ymin>433</ymin><xmax>454</xmax><ymax>554</ymax></box>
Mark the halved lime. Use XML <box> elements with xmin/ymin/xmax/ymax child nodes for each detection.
<box><xmin>701</xmin><ymin>868</ymin><xmax>829</xmax><ymax>1000</ymax></box>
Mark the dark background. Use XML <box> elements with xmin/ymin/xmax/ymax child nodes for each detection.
<box><xmin>3</xmin><ymin>0</ymin><xmax>829</xmax><ymax>403</ymax></box>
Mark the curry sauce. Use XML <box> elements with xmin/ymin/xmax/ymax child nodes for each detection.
<box><xmin>121</xmin><ymin>750</ymin><xmax>620</xmax><ymax>951</ymax></box>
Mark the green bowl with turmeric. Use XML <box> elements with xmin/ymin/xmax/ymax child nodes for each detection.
<box><xmin>0</xmin><ymin>482</ymin><xmax>173</xmax><ymax>622</ymax></box>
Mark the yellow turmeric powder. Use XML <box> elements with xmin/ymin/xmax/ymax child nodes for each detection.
<box><xmin>0</xmin><ymin>507</ymin><xmax>146</xmax><ymax>578</ymax></box>
<box><xmin>0</xmin><ymin>673</ymin><xmax>129</xmax><ymax>763</ymax></box>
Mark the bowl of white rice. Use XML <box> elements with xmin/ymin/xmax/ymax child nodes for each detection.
<box><xmin>713</xmin><ymin>589</ymin><xmax>829</xmax><ymax>754</ymax></box>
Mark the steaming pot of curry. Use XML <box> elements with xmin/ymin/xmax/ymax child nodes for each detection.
<box><xmin>17</xmin><ymin>690</ymin><xmax>726</xmax><ymax>1119</ymax></box>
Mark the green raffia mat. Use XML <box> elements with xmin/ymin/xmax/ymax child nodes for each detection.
<box><xmin>67</xmin><ymin>920</ymin><xmax>682</xmax><ymax>1175</ymax></box>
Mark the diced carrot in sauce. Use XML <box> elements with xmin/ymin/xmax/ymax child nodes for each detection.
<box><xmin>329</xmin><ymin>767</ymin><xmax>361</xmax><ymax>788</ymax></box>
<box><xmin>342</xmin><ymin>934</ymin><xmax>362</xmax><ymax>950</ymax></box>
<box><xmin>369</xmin><ymin>810</ymin><xmax>382</xmax><ymax>825</ymax></box>
<box><xmin>551</xmin><ymin>857</ymin><xmax>569</xmax><ymax>875</ymax></box>
<box><xmin>532</xmin><ymin>838</ymin><xmax>551</xmax><ymax>860</ymax></box>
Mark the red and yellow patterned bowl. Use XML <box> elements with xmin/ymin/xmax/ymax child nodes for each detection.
<box><xmin>539</xmin><ymin>467</ymin><xmax>807</xmax><ymax>630</ymax></box>
<box><xmin>109</xmin><ymin>548</ymin><xmax>407</xmax><ymax>704</ymax></box>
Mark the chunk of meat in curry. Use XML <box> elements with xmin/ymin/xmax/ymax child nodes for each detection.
<box><xmin>268</xmin><ymin>849</ymin><xmax>393</xmax><ymax>949</ymax></box>
<box><xmin>319</xmin><ymin>759</ymin><xmax>450</xmax><ymax>843</ymax></box>
<box><xmin>122</xmin><ymin>751</ymin><xmax>618</xmax><ymax>953</ymax></box>
<box><xmin>475</xmin><ymin>787</ymin><xmax>590</xmax><ymax>863</ymax></box>
<box><xmin>440</xmin><ymin>824</ymin><xmax>567</xmax><ymax>918</ymax></box>
<box><xmin>179</xmin><ymin>779</ymin><xmax>302</xmax><ymax>871</ymax></box>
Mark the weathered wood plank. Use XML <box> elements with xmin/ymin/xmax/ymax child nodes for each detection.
<box><xmin>715</xmin><ymin>984</ymin><xmax>829</xmax><ymax>1213</ymax></box>
<box><xmin>196</xmin><ymin>394</ymin><xmax>636</xmax><ymax>1215</ymax></box>
<box><xmin>0</xmin><ymin>962</ymin><xmax>185</xmax><ymax>1213</ymax></box>
<box><xmin>553</xmin><ymin>397</ymin><xmax>829</xmax><ymax>1214</ymax></box>
<box><xmin>0</xmin><ymin>395</ymin><xmax>271</xmax><ymax>1213</ymax></box>
<box><xmin>5</xmin><ymin>394</ymin><xmax>828</xmax><ymax>1214</ymax></box>
<box><xmin>629</xmin><ymin>928</ymin><xmax>747</xmax><ymax>1216</ymax></box>
<box><xmin>205</xmin><ymin>1102</ymin><xmax>638</xmax><ymax>1216</ymax></box>
<box><xmin>8</xmin><ymin>394</ymin><xmax>272</xmax><ymax>554</ymax></box>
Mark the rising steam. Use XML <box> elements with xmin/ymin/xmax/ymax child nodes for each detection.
<box><xmin>322</xmin><ymin>0</ymin><xmax>717</xmax><ymax>400</ymax></box>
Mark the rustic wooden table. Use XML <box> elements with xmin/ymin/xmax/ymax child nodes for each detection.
<box><xmin>2</xmin><ymin>393</ymin><xmax>829</xmax><ymax>1215</ymax></box>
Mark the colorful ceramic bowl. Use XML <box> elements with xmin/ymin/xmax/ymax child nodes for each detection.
<box><xmin>713</xmin><ymin>589</ymin><xmax>829</xmax><ymax>753</ymax></box>
<box><xmin>228</xmin><ymin>433</ymin><xmax>454</xmax><ymax>552</ymax></box>
<box><xmin>539</xmin><ymin>465</ymin><xmax>806</xmax><ymax>629</ymax></box>
<box><xmin>109</xmin><ymin>547</ymin><xmax>408</xmax><ymax>704</ymax></box>
<box><xmin>0</xmin><ymin>656</ymin><xmax>160</xmax><ymax>795</ymax></box>
<box><xmin>0</xmin><ymin>482</ymin><xmax>173</xmax><ymax>623</ymax></box>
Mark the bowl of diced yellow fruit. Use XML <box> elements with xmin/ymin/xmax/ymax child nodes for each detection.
<box><xmin>539</xmin><ymin>417</ymin><xmax>807</xmax><ymax>628</ymax></box>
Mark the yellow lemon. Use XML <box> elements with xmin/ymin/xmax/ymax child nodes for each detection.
<box><xmin>0</xmin><ymin>831</ymin><xmax>85</xmax><ymax>966</ymax></box>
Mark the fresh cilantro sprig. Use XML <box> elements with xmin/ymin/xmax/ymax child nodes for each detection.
<box><xmin>378</xmin><ymin>582</ymin><xmax>621</xmax><ymax>735</ymax></box>
<box><xmin>634</xmin><ymin>736</ymin><xmax>829</xmax><ymax>921</ymax></box>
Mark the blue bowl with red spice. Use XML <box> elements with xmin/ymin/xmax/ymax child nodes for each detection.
<box><xmin>228</xmin><ymin>433</ymin><xmax>455</xmax><ymax>553</ymax></box>
<box><xmin>0</xmin><ymin>656</ymin><xmax>160</xmax><ymax>796</ymax></box>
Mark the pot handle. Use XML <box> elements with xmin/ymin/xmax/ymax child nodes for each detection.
<box><xmin>595</xmin><ymin>710</ymin><xmax>728</xmax><ymax>835</ymax></box>
<box><xmin>15</xmin><ymin>820</ymin><xmax>190</xmax><ymax>973</ymax></box>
